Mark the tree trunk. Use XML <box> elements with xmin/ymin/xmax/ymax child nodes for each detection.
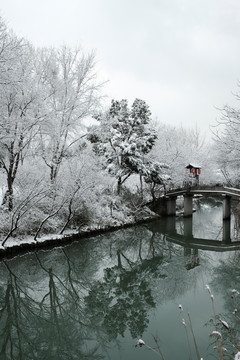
<box><xmin>139</xmin><ymin>174</ymin><xmax>143</xmax><ymax>199</ymax></box>
<box><xmin>151</xmin><ymin>183</ymin><xmax>156</xmax><ymax>202</ymax></box>
<box><xmin>2</xmin><ymin>175</ymin><xmax>14</xmax><ymax>211</ymax></box>
<box><xmin>7</xmin><ymin>177</ymin><xmax>14</xmax><ymax>211</ymax></box>
<box><xmin>117</xmin><ymin>177</ymin><xmax>122</xmax><ymax>195</ymax></box>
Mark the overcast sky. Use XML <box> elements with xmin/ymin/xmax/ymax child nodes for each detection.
<box><xmin>1</xmin><ymin>0</ymin><xmax>240</xmax><ymax>137</ymax></box>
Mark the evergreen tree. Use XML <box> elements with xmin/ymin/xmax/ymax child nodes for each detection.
<box><xmin>88</xmin><ymin>98</ymin><xmax>169</xmax><ymax>194</ymax></box>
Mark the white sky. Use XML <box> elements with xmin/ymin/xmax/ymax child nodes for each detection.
<box><xmin>1</xmin><ymin>0</ymin><xmax>240</xmax><ymax>137</ymax></box>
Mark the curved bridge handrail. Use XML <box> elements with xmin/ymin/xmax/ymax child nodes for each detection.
<box><xmin>166</xmin><ymin>185</ymin><xmax>240</xmax><ymax>198</ymax></box>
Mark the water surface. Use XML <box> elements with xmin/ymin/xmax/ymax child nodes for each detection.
<box><xmin>0</xmin><ymin>198</ymin><xmax>240</xmax><ymax>359</ymax></box>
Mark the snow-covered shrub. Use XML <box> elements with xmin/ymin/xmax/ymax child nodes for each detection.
<box><xmin>18</xmin><ymin>208</ymin><xmax>62</xmax><ymax>236</ymax></box>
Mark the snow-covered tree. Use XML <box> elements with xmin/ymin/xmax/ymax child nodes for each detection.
<box><xmin>0</xmin><ymin>23</ymin><xmax>41</xmax><ymax>210</ymax></box>
<box><xmin>88</xmin><ymin>98</ymin><xmax>158</xmax><ymax>194</ymax></box>
<box><xmin>35</xmin><ymin>46</ymin><xmax>101</xmax><ymax>182</ymax></box>
<box><xmin>143</xmin><ymin>161</ymin><xmax>170</xmax><ymax>201</ymax></box>
<box><xmin>151</xmin><ymin>122</ymin><xmax>210</xmax><ymax>187</ymax></box>
<box><xmin>212</xmin><ymin>98</ymin><xmax>240</xmax><ymax>186</ymax></box>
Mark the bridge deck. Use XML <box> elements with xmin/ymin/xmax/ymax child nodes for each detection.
<box><xmin>166</xmin><ymin>186</ymin><xmax>240</xmax><ymax>198</ymax></box>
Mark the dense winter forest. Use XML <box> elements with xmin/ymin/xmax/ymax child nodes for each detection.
<box><xmin>0</xmin><ymin>15</ymin><xmax>239</xmax><ymax>244</ymax></box>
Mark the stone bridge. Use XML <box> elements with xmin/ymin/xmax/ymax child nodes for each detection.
<box><xmin>165</xmin><ymin>185</ymin><xmax>240</xmax><ymax>219</ymax></box>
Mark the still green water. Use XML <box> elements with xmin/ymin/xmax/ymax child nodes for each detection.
<box><xmin>0</xmin><ymin>199</ymin><xmax>240</xmax><ymax>359</ymax></box>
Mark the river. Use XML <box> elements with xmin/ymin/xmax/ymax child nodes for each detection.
<box><xmin>0</xmin><ymin>197</ymin><xmax>240</xmax><ymax>359</ymax></box>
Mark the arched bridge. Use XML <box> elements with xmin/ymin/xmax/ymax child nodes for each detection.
<box><xmin>165</xmin><ymin>185</ymin><xmax>240</xmax><ymax>219</ymax></box>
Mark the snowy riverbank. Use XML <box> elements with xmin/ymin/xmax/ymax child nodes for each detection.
<box><xmin>0</xmin><ymin>209</ymin><xmax>160</xmax><ymax>258</ymax></box>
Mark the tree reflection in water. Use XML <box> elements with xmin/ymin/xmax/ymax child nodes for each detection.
<box><xmin>0</xmin><ymin>225</ymin><xmax>203</xmax><ymax>359</ymax></box>
<box><xmin>85</xmin><ymin>249</ymin><xmax>158</xmax><ymax>340</ymax></box>
<box><xmin>0</xmin><ymin>252</ymin><xmax>104</xmax><ymax>360</ymax></box>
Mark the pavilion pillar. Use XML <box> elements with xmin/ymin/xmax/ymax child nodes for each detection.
<box><xmin>166</xmin><ymin>196</ymin><xmax>176</xmax><ymax>216</ymax></box>
<box><xmin>222</xmin><ymin>195</ymin><xmax>231</xmax><ymax>220</ymax></box>
<box><xmin>184</xmin><ymin>194</ymin><xmax>193</xmax><ymax>217</ymax></box>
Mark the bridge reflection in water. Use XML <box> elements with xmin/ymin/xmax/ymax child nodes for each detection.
<box><xmin>162</xmin><ymin>216</ymin><xmax>240</xmax><ymax>252</ymax></box>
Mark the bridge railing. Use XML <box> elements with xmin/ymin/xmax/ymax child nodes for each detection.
<box><xmin>166</xmin><ymin>184</ymin><xmax>240</xmax><ymax>198</ymax></box>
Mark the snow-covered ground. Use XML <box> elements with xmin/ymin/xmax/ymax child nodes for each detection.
<box><xmin>0</xmin><ymin>208</ymin><xmax>159</xmax><ymax>257</ymax></box>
